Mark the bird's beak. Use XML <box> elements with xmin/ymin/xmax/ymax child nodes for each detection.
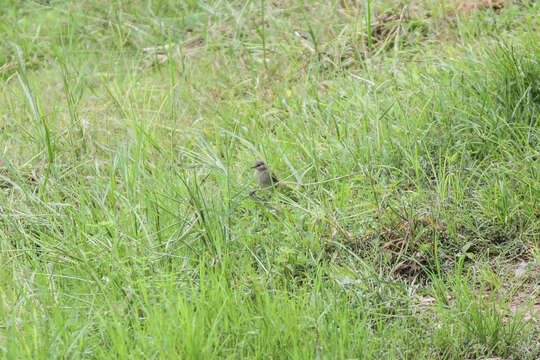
<box><xmin>250</xmin><ymin>164</ymin><xmax>257</xmax><ymax>169</ymax></box>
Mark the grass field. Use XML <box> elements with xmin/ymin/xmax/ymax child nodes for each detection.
<box><xmin>0</xmin><ymin>0</ymin><xmax>539</xmax><ymax>358</ymax></box>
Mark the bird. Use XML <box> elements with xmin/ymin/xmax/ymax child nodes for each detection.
<box><xmin>251</xmin><ymin>160</ymin><xmax>280</xmax><ymax>189</ymax></box>
<box><xmin>251</xmin><ymin>160</ymin><xmax>363</xmax><ymax>191</ymax></box>
<box><xmin>250</xmin><ymin>160</ymin><xmax>300</xmax><ymax>204</ymax></box>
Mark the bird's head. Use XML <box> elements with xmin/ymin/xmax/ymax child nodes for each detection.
<box><xmin>251</xmin><ymin>160</ymin><xmax>268</xmax><ymax>172</ymax></box>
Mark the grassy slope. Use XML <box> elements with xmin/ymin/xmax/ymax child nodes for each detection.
<box><xmin>0</xmin><ymin>0</ymin><xmax>539</xmax><ymax>358</ymax></box>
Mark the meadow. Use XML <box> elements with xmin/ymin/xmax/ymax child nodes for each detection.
<box><xmin>0</xmin><ymin>0</ymin><xmax>539</xmax><ymax>358</ymax></box>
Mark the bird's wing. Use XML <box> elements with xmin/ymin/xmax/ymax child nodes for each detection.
<box><xmin>271</xmin><ymin>173</ymin><xmax>279</xmax><ymax>184</ymax></box>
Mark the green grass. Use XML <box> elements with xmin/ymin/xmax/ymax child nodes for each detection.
<box><xmin>0</xmin><ymin>0</ymin><xmax>539</xmax><ymax>358</ymax></box>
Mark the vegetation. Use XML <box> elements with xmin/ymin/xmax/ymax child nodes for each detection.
<box><xmin>0</xmin><ymin>0</ymin><xmax>538</xmax><ymax>358</ymax></box>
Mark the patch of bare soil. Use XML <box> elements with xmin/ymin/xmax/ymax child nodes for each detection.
<box><xmin>509</xmin><ymin>260</ymin><xmax>540</xmax><ymax>322</ymax></box>
<box><xmin>456</xmin><ymin>0</ymin><xmax>506</xmax><ymax>14</ymax></box>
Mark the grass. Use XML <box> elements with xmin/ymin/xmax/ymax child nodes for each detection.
<box><xmin>0</xmin><ymin>0</ymin><xmax>539</xmax><ymax>358</ymax></box>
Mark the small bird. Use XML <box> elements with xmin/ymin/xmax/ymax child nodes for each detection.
<box><xmin>251</xmin><ymin>160</ymin><xmax>363</xmax><ymax>191</ymax></box>
<box><xmin>250</xmin><ymin>160</ymin><xmax>299</xmax><ymax>203</ymax></box>
<box><xmin>251</xmin><ymin>160</ymin><xmax>280</xmax><ymax>188</ymax></box>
